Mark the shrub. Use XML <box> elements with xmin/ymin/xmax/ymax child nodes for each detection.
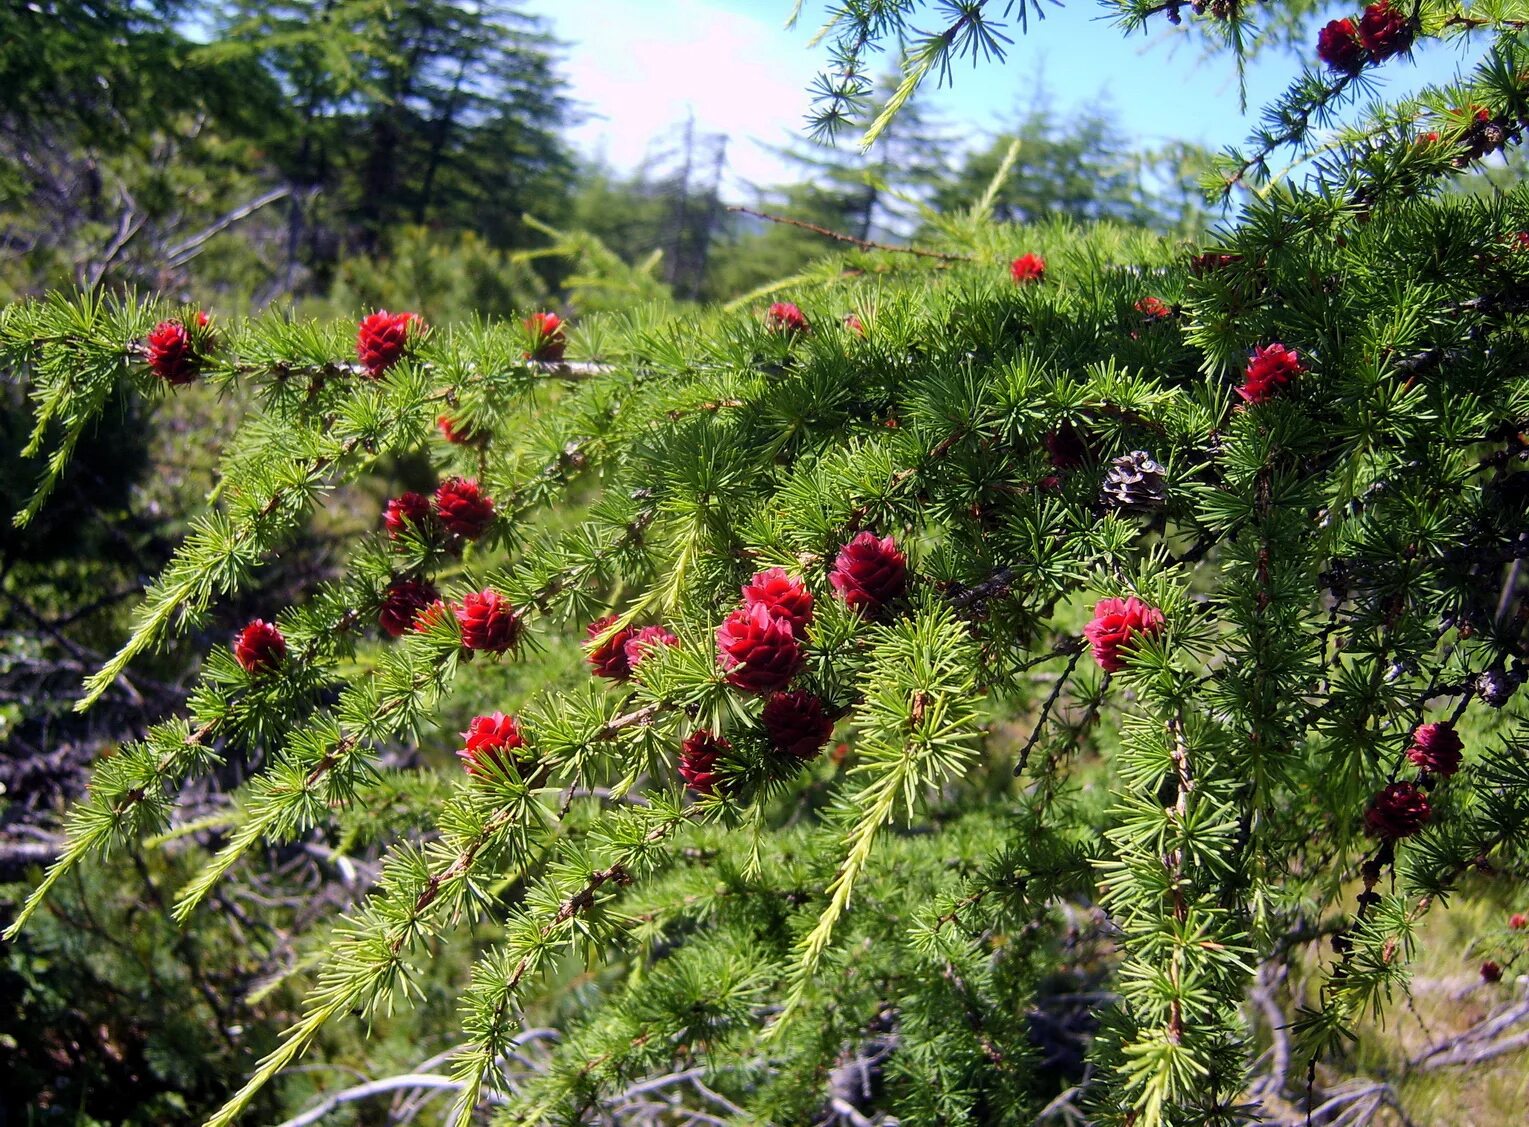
<box><xmin>8</xmin><ymin>5</ymin><xmax>1529</xmax><ymax>1126</ymax></box>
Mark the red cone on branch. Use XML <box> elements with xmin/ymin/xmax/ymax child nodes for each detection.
<box><xmin>1406</xmin><ymin>721</ymin><xmax>1464</xmax><ymax>777</ymax></box>
<box><xmin>1083</xmin><ymin>597</ymin><xmax>1165</xmax><ymax>673</ymax></box>
<box><xmin>1134</xmin><ymin>296</ymin><xmax>1172</xmax><ymax>321</ymax></box>
<box><xmin>1238</xmin><ymin>342</ymin><xmax>1304</xmax><ymax>404</ymax></box>
<box><xmin>1481</xmin><ymin>960</ymin><xmax>1503</xmax><ymax>982</ymax></box>
<box><xmin>433</xmin><ymin>477</ymin><xmax>494</xmax><ymax>540</ymax></box>
<box><xmin>1010</xmin><ymin>253</ymin><xmax>1046</xmax><ymax>284</ymax></box>
<box><xmin>1317</xmin><ymin>18</ymin><xmax>1366</xmax><ymax>73</ymax></box>
<box><xmin>1045</xmin><ymin>422</ymin><xmax>1089</xmax><ymax>470</ymax></box>
<box><xmin>413</xmin><ymin>599</ymin><xmax>454</xmax><ymax>635</ymax></box>
<box><xmin>524</xmin><ymin>312</ymin><xmax>566</xmax><ymax>362</ymax></box>
<box><xmin>1364</xmin><ymin>781</ymin><xmax>1432</xmax><ymax>839</ymax></box>
<box><xmin>1509</xmin><ymin>913</ymin><xmax>1527</xmax><ymax>930</ymax></box>
<box><xmin>585</xmin><ymin>614</ymin><xmax>635</xmax><ymax>681</ymax></box>
<box><xmin>1358</xmin><ymin>1</ymin><xmax>1412</xmax><ymax>61</ymax></box>
<box><xmin>829</xmin><ymin>532</ymin><xmax>907</xmax><ymax>616</ymax></box>
<box><xmin>379</xmin><ymin>577</ymin><xmax>438</xmax><ymax>638</ymax></box>
<box><xmin>459</xmin><ymin>712</ymin><xmax>526</xmax><ymax>778</ymax></box>
<box><xmin>456</xmin><ymin>589</ymin><xmax>521</xmax><ymax>653</ymax></box>
<box><xmin>146</xmin><ymin>318</ymin><xmax>205</xmax><ymax>385</ymax></box>
<box><xmin>624</xmin><ymin>624</ymin><xmax>679</xmax><ymax>670</ymax></box>
<box><xmin>234</xmin><ymin>619</ymin><xmax>286</xmax><ymax>674</ymax></box>
<box><xmin>742</xmin><ymin>568</ymin><xmax>814</xmax><ymax>638</ymax></box>
<box><xmin>383</xmin><ymin>491</ymin><xmax>432</xmax><ymax>539</ymax></box>
<box><xmin>356</xmin><ymin>310</ymin><xmax>423</xmax><ymax>377</ymax></box>
<box><xmin>767</xmin><ymin>301</ymin><xmax>809</xmax><ymax>334</ymax></box>
<box><xmin>1189</xmin><ymin>251</ymin><xmax>1240</xmax><ymax>276</ymax></box>
<box><xmin>762</xmin><ymin>691</ymin><xmax>834</xmax><ymax>759</ymax></box>
<box><xmin>717</xmin><ymin>604</ymin><xmax>803</xmax><ymax>693</ymax></box>
<box><xmin>437</xmin><ymin>414</ymin><xmax>486</xmax><ymax>446</ymax></box>
<box><xmin>679</xmin><ymin>729</ymin><xmax>731</xmax><ymax>795</ymax></box>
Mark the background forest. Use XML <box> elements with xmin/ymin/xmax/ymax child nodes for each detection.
<box><xmin>6</xmin><ymin>2</ymin><xmax>1529</xmax><ymax>1126</ymax></box>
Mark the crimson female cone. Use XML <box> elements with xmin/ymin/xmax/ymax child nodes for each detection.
<box><xmin>585</xmin><ymin>615</ymin><xmax>635</xmax><ymax>681</ymax></box>
<box><xmin>524</xmin><ymin>312</ymin><xmax>566</xmax><ymax>361</ymax></box>
<box><xmin>624</xmin><ymin>625</ymin><xmax>678</xmax><ymax>670</ymax></box>
<box><xmin>762</xmin><ymin>691</ymin><xmax>833</xmax><ymax>759</ymax></box>
<box><xmin>356</xmin><ymin>310</ymin><xmax>423</xmax><ymax>377</ymax></box>
<box><xmin>456</xmin><ymin>589</ymin><xmax>521</xmax><ymax>653</ymax></box>
<box><xmin>234</xmin><ymin>619</ymin><xmax>286</xmax><ymax>674</ymax></box>
<box><xmin>459</xmin><ymin>712</ymin><xmax>526</xmax><ymax>777</ymax></box>
<box><xmin>679</xmin><ymin>730</ymin><xmax>731</xmax><ymax>795</ymax></box>
<box><xmin>146</xmin><ymin>313</ymin><xmax>210</xmax><ymax>385</ymax></box>
<box><xmin>434</xmin><ymin>478</ymin><xmax>495</xmax><ymax>540</ymax></box>
<box><xmin>717</xmin><ymin>605</ymin><xmax>802</xmax><ymax>693</ymax></box>
<box><xmin>383</xmin><ymin>491</ymin><xmax>431</xmax><ymax>539</ymax></box>
<box><xmin>829</xmin><ymin>532</ymin><xmax>907</xmax><ymax>616</ymax></box>
<box><xmin>379</xmin><ymin>577</ymin><xmax>439</xmax><ymax>638</ymax></box>
<box><xmin>741</xmin><ymin>568</ymin><xmax>814</xmax><ymax>638</ymax></box>
<box><xmin>1364</xmin><ymin>782</ymin><xmax>1432</xmax><ymax>839</ymax></box>
<box><xmin>1083</xmin><ymin>597</ymin><xmax>1165</xmax><ymax>673</ymax></box>
<box><xmin>1406</xmin><ymin>721</ymin><xmax>1464</xmax><ymax>777</ymax></box>
<box><xmin>766</xmin><ymin>302</ymin><xmax>808</xmax><ymax>334</ymax></box>
<box><xmin>1239</xmin><ymin>343</ymin><xmax>1303</xmax><ymax>404</ymax></box>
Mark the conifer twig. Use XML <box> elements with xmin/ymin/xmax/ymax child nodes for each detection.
<box><xmin>725</xmin><ymin>206</ymin><xmax>972</xmax><ymax>261</ymax></box>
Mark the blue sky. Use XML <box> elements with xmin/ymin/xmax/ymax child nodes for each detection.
<box><xmin>526</xmin><ymin>0</ymin><xmax>1474</xmax><ymax>195</ymax></box>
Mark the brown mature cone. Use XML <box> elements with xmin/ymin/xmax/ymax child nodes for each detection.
<box><xmin>1101</xmin><ymin>451</ymin><xmax>1168</xmax><ymax>511</ymax></box>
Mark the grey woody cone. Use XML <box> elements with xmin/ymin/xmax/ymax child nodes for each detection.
<box><xmin>1102</xmin><ymin>450</ymin><xmax>1168</xmax><ymax>511</ymax></box>
<box><xmin>1477</xmin><ymin>668</ymin><xmax>1518</xmax><ymax>709</ymax></box>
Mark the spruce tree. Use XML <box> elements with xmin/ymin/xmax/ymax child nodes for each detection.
<box><xmin>8</xmin><ymin>3</ymin><xmax>1529</xmax><ymax>1125</ymax></box>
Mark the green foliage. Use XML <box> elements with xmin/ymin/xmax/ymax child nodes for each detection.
<box><xmin>12</xmin><ymin>4</ymin><xmax>1529</xmax><ymax>1126</ymax></box>
<box><xmin>10</xmin><ymin>148</ymin><xmax>1529</xmax><ymax>1121</ymax></box>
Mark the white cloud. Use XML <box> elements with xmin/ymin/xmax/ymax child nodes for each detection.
<box><xmin>533</xmin><ymin>0</ymin><xmax>822</xmax><ymax>193</ymax></box>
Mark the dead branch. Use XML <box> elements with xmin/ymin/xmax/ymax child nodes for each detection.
<box><xmin>726</xmin><ymin>205</ymin><xmax>972</xmax><ymax>262</ymax></box>
<box><xmin>163</xmin><ymin>185</ymin><xmax>294</xmax><ymax>268</ymax></box>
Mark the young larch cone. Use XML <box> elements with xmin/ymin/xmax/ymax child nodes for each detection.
<box><xmin>624</xmin><ymin>624</ymin><xmax>679</xmax><ymax>670</ymax></box>
<box><xmin>679</xmin><ymin>729</ymin><xmax>731</xmax><ymax>795</ymax></box>
<box><xmin>1010</xmin><ymin>253</ymin><xmax>1046</xmax><ymax>284</ymax></box>
<box><xmin>234</xmin><ymin>619</ymin><xmax>286</xmax><ymax>674</ymax></box>
<box><xmin>383</xmin><ymin>491</ymin><xmax>432</xmax><ymax>539</ymax></box>
<box><xmin>741</xmin><ymin>568</ymin><xmax>814</xmax><ymax>638</ymax></box>
<box><xmin>766</xmin><ymin>301</ymin><xmax>808</xmax><ymax>334</ymax></box>
<box><xmin>524</xmin><ymin>312</ymin><xmax>566</xmax><ymax>362</ymax></box>
<box><xmin>717</xmin><ymin>604</ymin><xmax>803</xmax><ymax>693</ymax></box>
<box><xmin>1083</xmin><ymin>597</ymin><xmax>1165</xmax><ymax>673</ymax></box>
<box><xmin>1405</xmin><ymin>721</ymin><xmax>1464</xmax><ymax>777</ymax></box>
<box><xmin>829</xmin><ymin>532</ymin><xmax>907</xmax><ymax>616</ymax></box>
<box><xmin>1357</xmin><ymin>1</ymin><xmax>1412</xmax><ymax>61</ymax></box>
<box><xmin>585</xmin><ymin>614</ymin><xmax>635</xmax><ymax>681</ymax></box>
<box><xmin>762</xmin><ymin>690</ymin><xmax>834</xmax><ymax>759</ymax></box>
<box><xmin>1317</xmin><ymin>18</ymin><xmax>1366</xmax><ymax>73</ymax></box>
<box><xmin>379</xmin><ymin>577</ymin><xmax>438</xmax><ymax>638</ymax></box>
<box><xmin>433</xmin><ymin>477</ymin><xmax>495</xmax><ymax>540</ymax></box>
<box><xmin>1364</xmin><ymin>781</ymin><xmax>1432</xmax><ymax>839</ymax></box>
<box><xmin>356</xmin><ymin>310</ymin><xmax>423</xmax><ymax>377</ymax></box>
<box><xmin>456</xmin><ymin>589</ymin><xmax>521</xmax><ymax>653</ymax></box>
<box><xmin>146</xmin><ymin>318</ymin><xmax>205</xmax><ymax>385</ymax></box>
<box><xmin>459</xmin><ymin>712</ymin><xmax>526</xmax><ymax>778</ymax></box>
<box><xmin>1239</xmin><ymin>343</ymin><xmax>1304</xmax><ymax>404</ymax></box>
<box><xmin>437</xmin><ymin>414</ymin><xmax>486</xmax><ymax>446</ymax></box>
